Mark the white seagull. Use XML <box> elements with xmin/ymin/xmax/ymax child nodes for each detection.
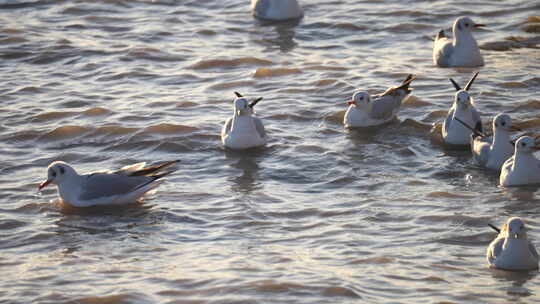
<box><xmin>471</xmin><ymin>114</ymin><xmax>520</xmax><ymax>170</ymax></box>
<box><xmin>343</xmin><ymin>74</ymin><xmax>415</xmax><ymax>128</ymax></box>
<box><xmin>38</xmin><ymin>160</ymin><xmax>179</xmax><ymax>207</ymax></box>
<box><xmin>487</xmin><ymin>217</ymin><xmax>539</xmax><ymax>271</ymax></box>
<box><xmin>221</xmin><ymin>92</ymin><xmax>267</xmax><ymax>150</ymax></box>
<box><xmin>251</xmin><ymin>0</ymin><xmax>303</xmax><ymax>21</ymax></box>
<box><xmin>442</xmin><ymin>72</ymin><xmax>482</xmax><ymax>147</ymax></box>
<box><xmin>433</xmin><ymin>16</ymin><xmax>485</xmax><ymax>67</ymax></box>
<box><xmin>500</xmin><ymin>136</ymin><xmax>540</xmax><ymax>187</ymax></box>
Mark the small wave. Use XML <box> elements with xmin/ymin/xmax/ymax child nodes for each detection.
<box><xmin>82</xmin><ymin>107</ymin><xmax>111</xmax><ymax>116</ymax></box>
<box><xmin>40</xmin><ymin>125</ymin><xmax>91</xmax><ymax>141</ymax></box>
<box><xmin>349</xmin><ymin>256</ymin><xmax>394</xmax><ymax>264</ymax></box>
<box><xmin>143</xmin><ymin>123</ymin><xmax>199</xmax><ymax>135</ymax></box>
<box><xmin>94</xmin><ymin>126</ymin><xmax>138</xmax><ymax>136</ymax></box>
<box><xmin>32</xmin><ymin>111</ymin><xmax>76</xmax><ymax>123</ymax></box>
<box><xmin>190</xmin><ymin>57</ymin><xmax>273</xmax><ymax>70</ymax></box>
<box><xmin>403</xmin><ymin>96</ymin><xmax>433</xmax><ymax>107</ymax></box>
<box><xmin>253</xmin><ymin>67</ymin><xmax>302</xmax><ymax>78</ymax></box>
<box><xmin>207</xmin><ymin>80</ymin><xmax>256</xmax><ymax>91</ymax></box>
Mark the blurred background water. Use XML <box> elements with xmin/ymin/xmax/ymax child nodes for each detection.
<box><xmin>1</xmin><ymin>0</ymin><xmax>540</xmax><ymax>303</ymax></box>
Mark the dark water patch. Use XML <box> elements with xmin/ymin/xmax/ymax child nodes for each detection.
<box><xmin>39</xmin><ymin>125</ymin><xmax>92</xmax><ymax>142</ymax></box>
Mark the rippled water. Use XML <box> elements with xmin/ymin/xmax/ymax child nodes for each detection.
<box><xmin>1</xmin><ymin>0</ymin><xmax>540</xmax><ymax>303</ymax></box>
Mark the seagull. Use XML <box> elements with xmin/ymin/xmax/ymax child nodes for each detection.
<box><xmin>251</xmin><ymin>0</ymin><xmax>303</xmax><ymax>21</ymax></box>
<box><xmin>433</xmin><ymin>16</ymin><xmax>485</xmax><ymax>67</ymax></box>
<box><xmin>38</xmin><ymin>160</ymin><xmax>179</xmax><ymax>207</ymax></box>
<box><xmin>343</xmin><ymin>74</ymin><xmax>416</xmax><ymax>128</ymax></box>
<box><xmin>500</xmin><ymin>136</ymin><xmax>540</xmax><ymax>187</ymax></box>
<box><xmin>442</xmin><ymin>72</ymin><xmax>482</xmax><ymax>147</ymax></box>
<box><xmin>221</xmin><ymin>92</ymin><xmax>266</xmax><ymax>150</ymax></box>
<box><xmin>487</xmin><ymin>217</ymin><xmax>539</xmax><ymax>271</ymax></box>
<box><xmin>471</xmin><ymin>114</ymin><xmax>520</xmax><ymax>170</ymax></box>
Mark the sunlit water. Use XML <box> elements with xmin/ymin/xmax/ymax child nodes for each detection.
<box><xmin>1</xmin><ymin>1</ymin><xmax>540</xmax><ymax>303</ymax></box>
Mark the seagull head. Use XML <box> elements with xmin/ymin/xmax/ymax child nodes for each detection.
<box><xmin>347</xmin><ymin>91</ymin><xmax>371</xmax><ymax>110</ymax></box>
<box><xmin>38</xmin><ymin>161</ymin><xmax>76</xmax><ymax>191</ymax></box>
<box><xmin>233</xmin><ymin>97</ymin><xmax>251</xmax><ymax>116</ymax></box>
<box><xmin>454</xmin><ymin>16</ymin><xmax>485</xmax><ymax>35</ymax></box>
<box><xmin>493</xmin><ymin>113</ymin><xmax>520</xmax><ymax>133</ymax></box>
<box><xmin>505</xmin><ymin>217</ymin><xmax>527</xmax><ymax>239</ymax></box>
<box><xmin>455</xmin><ymin>90</ymin><xmax>472</xmax><ymax>110</ymax></box>
<box><xmin>514</xmin><ymin>136</ymin><xmax>540</xmax><ymax>154</ymax></box>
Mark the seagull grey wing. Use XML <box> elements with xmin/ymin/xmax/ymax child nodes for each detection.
<box><xmin>471</xmin><ymin>107</ymin><xmax>483</xmax><ymax>133</ymax></box>
<box><xmin>78</xmin><ymin>173</ymin><xmax>152</xmax><ymax>201</ymax></box>
<box><xmin>221</xmin><ymin>117</ymin><xmax>233</xmax><ymax>138</ymax></box>
<box><xmin>253</xmin><ymin>116</ymin><xmax>266</xmax><ymax>138</ymax></box>
<box><xmin>369</xmin><ymin>95</ymin><xmax>400</xmax><ymax>120</ymax></box>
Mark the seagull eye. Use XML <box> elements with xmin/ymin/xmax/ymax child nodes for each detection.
<box><xmin>501</xmin><ymin>122</ymin><xmax>506</xmax><ymax>126</ymax></box>
<box><xmin>59</xmin><ymin>166</ymin><xmax>65</xmax><ymax>174</ymax></box>
<box><xmin>51</xmin><ymin>171</ymin><xmax>57</xmax><ymax>178</ymax></box>
<box><xmin>465</xmin><ymin>23</ymin><xmax>469</xmax><ymax>27</ymax></box>
<box><xmin>522</xmin><ymin>142</ymin><xmax>527</xmax><ymax>147</ymax></box>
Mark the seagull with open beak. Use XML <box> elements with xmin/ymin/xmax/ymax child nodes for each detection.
<box><xmin>500</xmin><ymin>136</ymin><xmax>540</xmax><ymax>187</ymax></box>
<box><xmin>487</xmin><ymin>217</ymin><xmax>539</xmax><ymax>271</ymax></box>
<box><xmin>343</xmin><ymin>74</ymin><xmax>415</xmax><ymax>128</ymax></box>
<box><xmin>221</xmin><ymin>91</ymin><xmax>266</xmax><ymax>150</ymax></box>
<box><xmin>433</xmin><ymin>16</ymin><xmax>486</xmax><ymax>67</ymax></box>
<box><xmin>442</xmin><ymin>72</ymin><xmax>482</xmax><ymax>147</ymax></box>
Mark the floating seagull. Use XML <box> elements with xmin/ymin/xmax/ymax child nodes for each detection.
<box><xmin>38</xmin><ymin>160</ymin><xmax>179</xmax><ymax>207</ymax></box>
<box><xmin>471</xmin><ymin>114</ymin><xmax>520</xmax><ymax>170</ymax></box>
<box><xmin>500</xmin><ymin>136</ymin><xmax>540</xmax><ymax>187</ymax></box>
<box><xmin>251</xmin><ymin>0</ymin><xmax>303</xmax><ymax>21</ymax></box>
<box><xmin>221</xmin><ymin>92</ymin><xmax>266</xmax><ymax>150</ymax></box>
<box><xmin>343</xmin><ymin>74</ymin><xmax>415</xmax><ymax>128</ymax></box>
<box><xmin>487</xmin><ymin>217</ymin><xmax>539</xmax><ymax>271</ymax></box>
<box><xmin>433</xmin><ymin>16</ymin><xmax>485</xmax><ymax>67</ymax></box>
<box><xmin>442</xmin><ymin>72</ymin><xmax>482</xmax><ymax>147</ymax></box>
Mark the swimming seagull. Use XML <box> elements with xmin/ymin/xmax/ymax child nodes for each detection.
<box><xmin>343</xmin><ymin>74</ymin><xmax>416</xmax><ymax>128</ymax></box>
<box><xmin>471</xmin><ymin>114</ymin><xmax>521</xmax><ymax>170</ymax></box>
<box><xmin>442</xmin><ymin>72</ymin><xmax>482</xmax><ymax>147</ymax></box>
<box><xmin>38</xmin><ymin>160</ymin><xmax>180</xmax><ymax>207</ymax></box>
<box><xmin>251</xmin><ymin>0</ymin><xmax>303</xmax><ymax>21</ymax></box>
<box><xmin>221</xmin><ymin>92</ymin><xmax>266</xmax><ymax>150</ymax></box>
<box><xmin>500</xmin><ymin>136</ymin><xmax>540</xmax><ymax>187</ymax></box>
<box><xmin>487</xmin><ymin>217</ymin><xmax>539</xmax><ymax>271</ymax></box>
<box><xmin>433</xmin><ymin>16</ymin><xmax>485</xmax><ymax>67</ymax></box>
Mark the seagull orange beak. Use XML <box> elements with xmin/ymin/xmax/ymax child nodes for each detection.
<box><xmin>474</xmin><ymin>24</ymin><xmax>486</xmax><ymax>28</ymax></box>
<box><xmin>347</xmin><ymin>100</ymin><xmax>356</xmax><ymax>105</ymax></box>
<box><xmin>38</xmin><ymin>179</ymin><xmax>52</xmax><ymax>191</ymax></box>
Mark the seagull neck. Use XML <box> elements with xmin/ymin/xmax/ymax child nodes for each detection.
<box><xmin>453</xmin><ymin>31</ymin><xmax>478</xmax><ymax>48</ymax></box>
<box><xmin>491</xmin><ymin>129</ymin><xmax>509</xmax><ymax>148</ymax></box>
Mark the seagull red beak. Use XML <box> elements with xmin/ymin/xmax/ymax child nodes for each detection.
<box><xmin>347</xmin><ymin>100</ymin><xmax>356</xmax><ymax>105</ymax></box>
<box><xmin>474</xmin><ymin>24</ymin><xmax>486</xmax><ymax>28</ymax></box>
<box><xmin>38</xmin><ymin>179</ymin><xmax>52</xmax><ymax>191</ymax></box>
